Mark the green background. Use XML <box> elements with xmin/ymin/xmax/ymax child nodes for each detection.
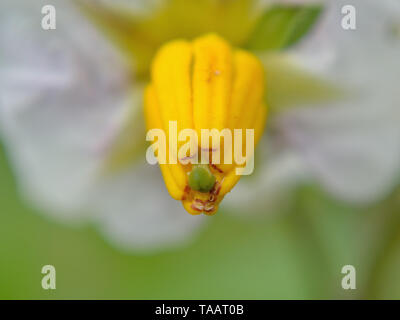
<box><xmin>1</xmin><ymin>142</ymin><xmax>400</xmax><ymax>299</ymax></box>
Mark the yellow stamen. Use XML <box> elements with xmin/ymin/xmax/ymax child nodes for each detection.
<box><xmin>144</xmin><ymin>34</ymin><xmax>267</xmax><ymax>215</ymax></box>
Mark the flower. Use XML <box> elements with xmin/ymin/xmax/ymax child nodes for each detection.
<box><xmin>225</xmin><ymin>0</ymin><xmax>400</xmax><ymax>214</ymax></box>
<box><xmin>144</xmin><ymin>34</ymin><xmax>266</xmax><ymax>214</ymax></box>
<box><xmin>0</xmin><ymin>0</ymin><xmax>399</xmax><ymax>251</ymax></box>
<box><xmin>277</xmin><ymin>0</ymin><xmax>400</xmax><ymax>204</ymax></box>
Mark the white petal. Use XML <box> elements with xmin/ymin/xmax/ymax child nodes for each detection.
<box><xmin>279</xmin><ymin>0</ymin><xmax>400</xmax><ymax>203</ymax></box>
<box><xmin>224</xmin><ymin>136</ymin><xmax>309</xmax><ymax>217</ymax></box>
<box><xmin>0</xmin><ymin>1</ymin><xmax>206</xmax><ymax>251</ymax></box>
<box><xmin>0</xmin><ymin>0</ymin><xmax>134</xmax><ymax>220</ymax></box>
<box><xmin>89</xmin><ymin>160</ymin><xmax>208</xmax><ymax>252</ymax></box>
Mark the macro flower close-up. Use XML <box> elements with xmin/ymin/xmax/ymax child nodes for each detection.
<box><xmin>0</xmin><ymin>0</ymin><xmax>400</xmax><ymax>300</ymax></box>
<box><xmin>144</xmin><ymin>33</ymin><xmax>267</xmax><ymax>215</ymax></box>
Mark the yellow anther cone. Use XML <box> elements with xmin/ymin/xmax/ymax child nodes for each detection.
<box><xmin>144</xmin><ymin>34</ymin><xmax>267</xmax><ymax>215</ymax></box>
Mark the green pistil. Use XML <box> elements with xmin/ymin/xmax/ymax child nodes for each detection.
<box><xmin>188</xmin><ymin>165</ymin><xmax>216</xmax><ymax>193</ymax></box>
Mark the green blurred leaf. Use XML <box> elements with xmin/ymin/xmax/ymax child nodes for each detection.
<box><xmin>246</xmin><ymin>4</ymin><xmax>322</xmax><ymax>51</ymax></box>
<box><xmin>262</xmin><ymin>54</ymin><xmax>344</xmax><ymax>113</ymax></box>
<box><xmin>77</xmin><ymin>0</ymin><xmax>257</xmax><ymax>79</ymax></box>
<box><xmin>100</xmin><ymin>94</ymin><xmax>147</xmax><ymax>175</ymax></box>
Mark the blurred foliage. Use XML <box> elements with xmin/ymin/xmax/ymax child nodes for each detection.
<box><xmin>78</xmin><ymin>0</ymin><xmax>256</xmax><ymax>79</ymax></box>
<box><xmin>262</xmin><ymin>54</ymin><xmax>344</xmax><ymax>113</ymax></box>
<box><xmin>101</xmin><ymin>91</ymin><xmax>148</xmax><ymax>175</ymax></box>
<box><xmin>1</xmin><ymin>141</ymin><xmax>399</xmax><ymax>299</ymax></box>
<box><xmin>245</xmin><ymin>4</ymin><xmax>322</xmax><ymax>51</ymax></box>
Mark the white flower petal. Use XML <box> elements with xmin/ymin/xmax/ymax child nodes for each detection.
<box><xmin>89</xmin><ymin>160</ymin><xmax>208</xmax><ymax>252</ymax></box>
<box><xmin>0</xmin><ymin>0</ymin><xmax>207</xmax><ymax>251</ymax></box>
<box><xmin>0</xmin><ymin>0</ymin><xmax>133</xmax><ymax>220</ymax></box>
<box><xmin>224</xmin><ymin>137</ymin><xmax>309</xmax><ymax>217</ymax></box>
<box><xmin>279</xmin><ymin>0</ymin><xmax>400</xmax><ymax>203</ymax></box>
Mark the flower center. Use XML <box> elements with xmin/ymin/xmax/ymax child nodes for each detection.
<box><xmin>188</xmin><ymin>164</ymin><xmax>216</xmax><ymax>193</ymax></box>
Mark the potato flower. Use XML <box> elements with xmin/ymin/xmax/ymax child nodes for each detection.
<box><xmin>0</xmin><ymin>0</ymin><xmax>399</xmax><ymax>251</ymax></box>
<box><xmin>145</xmin><ymin>34</ymin><xmax>266</xmax><ymax>214</ymax></box>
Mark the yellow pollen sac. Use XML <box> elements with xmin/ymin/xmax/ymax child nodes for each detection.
<box><xmin>144</xmin><ymin>34</ymin><xmax>267</xmax><ymax>215</ymax></box>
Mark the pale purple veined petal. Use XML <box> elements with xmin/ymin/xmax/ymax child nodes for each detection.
<box><xmin>0</xmin><ymin>0</ymin><xmax>133</xmax><ymax>219</ymax></box>
<box><xmin>0</xmin><ymin>0</ymin><xmax>209</xmax><ymax>251</ymax></box>
<box><xmin>278</xmin><ymin>0</ymin><xmax>400</xmax><ymax>204</ymax></box>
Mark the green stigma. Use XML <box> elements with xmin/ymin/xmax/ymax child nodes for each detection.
<box><xmin>188</xmin><ymin>164</ymin><xmax>216</xmax><ymax>193</ymax></box>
